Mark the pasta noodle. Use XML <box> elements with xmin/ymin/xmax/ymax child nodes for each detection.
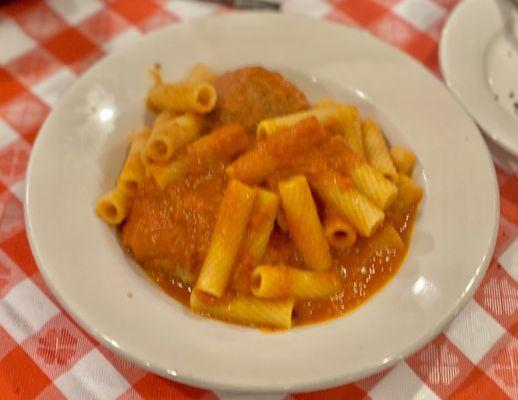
<box><xmin>195</xmin><ymin>180</ymin><xmax>257</xmax><ymax>298</ymax></box>
<box><xmin>95</xmin><ymin>187</ymin><xmax>130</xmax><ymax>226</ymax></box>
<box><xmin>145</xmin><ymin>113</ymin><xmax>203</xmax><ymax>163</ymax></box>
<box><xmin>388</xmin><ymin>173</ymin><xmax>423</xmax><ymax>227</ymax></box>
<box><xmin>190</xmin><ymin>290</ymin><xmax>294</xmax><ymax>329</ymax></box>
<box><xmin>117</xmin><ymin>127</ymin><xmax>150</xmax><ymax>195</ymax></box>
<box><xmin>147</xmin><ymin>81</ymin><xmax>217</xmax><ymax>114</ymax></box>
<box><xmin>227</xmin><ymin>117</ymin><xmax>327</xmax><ymax>184</ymax></box>
<box><xmin>322</xmin><ymin>136</ymin><xmax>397</xmax><ymax>210</ymax></box>
<box><xmin>310</xmin><ymin>169</ymin><xmax>384</xmax><ymax>237</ymax></box>
<box><xmin>148</xmin><ymin>124</ymin><xmax>249</xmax><ymax>189</ymax></box>
<box><xmin>278</xmin><ymin>175</ymin><xmax>332</xmax><ymax>271</ymax></box>
<box><xmin>323</xmin><ymin>209</ymin><xmax>357</xmax><ymax>249</ymax></box>
<box><xmin>231</xmin><ymin>189</ymin><xmax>279</xmax><ymax>294</ymax></box>
<box><xmin>251</xmin><ymin>265</ymin><xmax>341</xmax><ymax>300</ymax></box>
<box><xmin>390</xmin><ymin>145</ymin><xmax>416</xmax><ymax>175</ymax></box>
<box><xmin>362</xmin><ymin>117</ymin><xmax>398</xmax><ymax>182</ymax></box>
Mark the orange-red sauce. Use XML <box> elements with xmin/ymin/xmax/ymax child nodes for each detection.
<box><xmin>121</xmin><ymin>67</ymin><xmax>419</xmax><ymax>327</ymax></box>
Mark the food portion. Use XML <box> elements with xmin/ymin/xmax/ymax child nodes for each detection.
<box><xmin>96</xmin><ymin>64</ymin><xmax>423</xmax><ymax>330</ymax></box>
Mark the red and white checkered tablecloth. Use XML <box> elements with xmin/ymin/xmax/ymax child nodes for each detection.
<box><xmin>0</xmin><ymin>0</ymin><xmax>516</xmax><ymax>399</ymax></box>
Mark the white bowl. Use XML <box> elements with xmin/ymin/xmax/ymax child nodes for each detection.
<box><xmin>26</xmin><ymin>13</ymin><xmax>499</xmax><ymax>393</ymax></box>
<box><xmin>440</xmin><ymin>0</ymin><xmax>518</xmax><ymax>173</ymax></box>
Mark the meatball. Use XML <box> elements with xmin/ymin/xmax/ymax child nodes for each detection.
<box><xmin>208</xmin><ymin>66</ymin><xmax>309</xmax><ymax>134</ymax></box>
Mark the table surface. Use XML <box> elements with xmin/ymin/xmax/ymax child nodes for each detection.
<box><xmin>0</xmin><ymin>0</ymin><xmax>517</xmax><ymax>399</ymax></box>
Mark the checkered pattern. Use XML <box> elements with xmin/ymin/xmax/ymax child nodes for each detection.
<box><xmin>0</xmin><ymin>0</ymin><xmax>516</xmax><ymax>398</ymax></box>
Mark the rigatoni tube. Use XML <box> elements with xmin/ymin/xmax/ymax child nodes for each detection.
<box><xmin>231</xmin><ymin>189</ymin><xmax>279</xmax><ymax>294</ymax></box>
<box><xmin>147</xmin><ymin>82</ymin><xmax>217</xmax><ymax>114</ymax></box>
<box><xmin>117</xmin><ymin>127</ymin><xmax>150</xmax><ymax>195</ymax></box>
<box><xmin>145</xmin><ymin>113</ymin><xmax>203</xmax><ymax>163</ymax></box>
<box><xmin>251</xmin><ymin>265</ymin><xmax>341</xmax><ymax>300</ymax></box>
<box><xmin>190</xmin><ymin>290</ymin><xmax>294</xmax><ymax>329</ymax></box>
<box><xmin>278</xmin><ymin>175</ymin><xmax>332</xmax><ymax>271</ymax></box>
<box><xmin>323</xmin><ymin>210</ymin><xmax>357</xmax><ymax>250</ymax></box>
<box><xmin>362</xmin><ymin>117</ymin><xmax>398</xmax><ymax>182</ymax></box>
<box><xmin>95</xmin><ymin>187</ymin><xmax>130</xmax><ymax>226</ymax></box>
<box><xmin>195</xmin><ymin>180</ymin><xmax>257</xmax><ymax>298</ymax></box>
<box><xmin>310</xmin><ymin>170</ymin><xmax>384</xmax><ymax>238</ymax></box>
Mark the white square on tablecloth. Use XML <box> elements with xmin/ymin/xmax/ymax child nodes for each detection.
<box><xmin>0</xmin><ymin>279</ymin><xmax>59</xmax><ymax>343</ymax></box>
<box><xmin>394</xmin><ymin>0</ymin><xmax>446</xmax><ymax>31</ymax></box>
<box><xmin>47</xmin><ymin>0</ymin><xmax>103</xmax><ymax>25</ymax></box>
<box><xmin>369</xmin><ymin>362</ymin><xmax>440</xmax><ymax>400</ymax></box>
<box><xmin>0</xmin><ymin>119</ymin><xmax>20</xmax><ymax>150</ymax></box>
<box><xmin>10</xmin><ymin>180</ymin><xmax>26</xmax><ymax>203</ymax></box>
<box><xmin>498</xmin><ymin>238</ymin><xmax>518</xmax><ymax>281</ymax></box>
<box><xmin>32</xmin><ymin>69</ymin><xmax>77</xmax><ymax>107</ymax></box>
<box><xmin>0</xmin><ymin>20</ymin><xmax>36</xmax><ymax>64</ymax></box>
<box><xmin>444</xmin><ymin>299</ymin><xmax>505</xmax><ymax>364</ymax></box>
<box><xmin>102</xmin><ymin>27</ymin><xmax>142</xmax><ymax>54</ymax></box>
<box><xmin>283</xmin><ymin>0</ymin><xmax>331</xmax><ymax>17</ymax></box>
<box><xmin>55</xmin><ymin>349</ymin><xmax>130</xmax><ymax>399</ymax></box>
<box><xmin>164</xmin><ymin>0</ymin><xmax>218</xmax><ymax>20</ymax></box>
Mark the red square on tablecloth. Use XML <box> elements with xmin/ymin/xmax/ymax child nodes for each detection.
<box><xmin>0</xmin><ymin>92</ymin><xmax>50</xmax><ymax>144</ymax></box>
<box><xmin>407</xmin><ymin>333</ymin><xmax>476</xmax><ymax>399</ymax></box>
<box><xmin>0</xmin><ymin>347</ymin><xmax>52</xmax><ymax>399</ymax></box>
<box><xmin>9</xmin><ymin>2</ymin><xmax>67</xmax><ymax>42</ymax></box>
<box><xmin>43</xmin><ymin>28</ymin><xmax>98</xmax><ymax>66</ymax></box>
<box><xmin>403</xmin><ymin>32</ymin><xmax>437</xmax><ymax>66</ymax></box>
<box><xmin>1</xmin><ymin>230</ymin><xmax>39</xmax><ymax>277</ymax></box>
<box><xmin>449</xmin><ymin>367</ymin><xmax>511</xmax><ymax>400</ymax></box>
<box><xmin>494</xmin><ymin>217</ymin><xmax>518</xmax><ymax>258</ymax></box>
<box><xmin>5</xmin><ymin>47</ymin><xmax>63</xmax><ymax>87</ymax></box>
<box><xmin>476</xmin><ymin>331</ymin><xmax>518</xmax><ymax>399</ymax></box>
<box><xmin>0</xmin><ymin>138</ymin><xmax>30</xmax><ymax>187</ymax></box>
<box><xmin>330</xmin><ymin>0</ymin><xmax>386</xmax><ymax>26</ymax></box>
<box><xmin>109</xmin><ymin>0</ymin><xmax>163</xmax><ymax>25</ymax></box>
<box><xmin>133</xmin><ymin>373</ymin><xmax>207</xmax><ymax>400</ymax></box>
<box><xmin>0</xmin><ymin>326</ymin><xmax>17</xmax><ymax>361</ymax></box>
<box><xmin>434</xmin><ymin>0</ymin><xmax>462</xmax><ymax>11</ymax></box>
<box><xmin>293</xmin><ymin>383</ymin><xmax>367</xmax><ymax>400</ymax></box>
<box><xmin>21</xmin><ymin>314</ymin><xmax>96</xmax><ymax>380</ymax></box>
<box><xmin>0</xmin><ymin>190</ymin><xmax>24</xmax><ymax>245</ymax></box>
<box><xmin>0</xmin><ymin>248</ymin><xmax>26</xmax><ymax>299</ymax></box>
<box><xmin>78</xmin><ymin>8</ymin><xmax>130</xmax><ymax>45</ymax></box>
<box><xmin>0</xmin><ymin>69</ymin><xmax>25</xmax><ymax>107</ymax></box>
<box><xmin>475</xmin><ymin>260</ymin><xmax>518</xmax><ymax>331</ymax></box>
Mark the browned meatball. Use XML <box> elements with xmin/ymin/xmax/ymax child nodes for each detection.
<box><xmin>208</xmin><ymin>67</ymin><xmax>309</xmax><ymax>134</ymax></box>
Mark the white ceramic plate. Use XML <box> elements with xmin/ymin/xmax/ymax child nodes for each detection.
<box><xmin>440</xmin><ymin>0</ymin><xmax>518</xmax><ymax>172</ymax></box>
<box><xmin>26</xmin><ymin>13</ymin><xmax>498</xmax><ymax>393</ymax></box>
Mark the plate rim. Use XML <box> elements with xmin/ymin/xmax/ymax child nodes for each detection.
<box><xmin>25</xmin><ymin>12</ymin><xmax>500</xmax><ymax>393</ymax></box>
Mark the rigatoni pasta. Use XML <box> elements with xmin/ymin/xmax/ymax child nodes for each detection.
<box><xmin>95</xmin><ymin>188</ymin><xmax>130</xmax><ymax>226</ymax></box>
<box><xmin>117</xmin><ymin>127</ymin><xmax>150</xmax><ymax>195</ymax></box>
<box><xmin>145</xmin><ymin>113</ymin><xmax>203</xmax><ymax>163</ymax></box>
<box><xmin>278</xmin><ymin>175</ymin><xmax>332</xmax><ymax>271</ymax></box>
<box><xmin>251</xmin><ymin>265</ymin><xmax>341</xmax><ymax>300</ymax></box>
<box><xmin>190</xmin><ymin>290</ymin><xmax>294</xmax><ymax>329</ymax></box>
<box><xmin>390</xmin><ymin>145</ymin><xmax>416</xmax><ymax>175</ymax></box>
<box><xmin>97</xmin><ymin>64</ymin><xmax>423</xmax><ymax>330</ymax></box>
<box><xmin>196</xmin><ymin>180</ymin><xmax>257</xmax><ymax>298</ymax></box>
<box><xmin>362</xmin><ymin>117</ymin><xmax>398</xmax><ymax>182</ymax></box>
